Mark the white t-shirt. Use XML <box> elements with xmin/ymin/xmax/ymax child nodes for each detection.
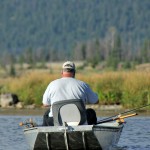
<box><xmin>43</xmin><ymin>77</ymin><xmax>98</xmax><ymax>117</ymax></box>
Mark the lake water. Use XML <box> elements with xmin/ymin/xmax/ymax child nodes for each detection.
<box><xmin>0</xmin><ymin>115</ymin><xmax>150</xmax><ymax>150</ymax></box>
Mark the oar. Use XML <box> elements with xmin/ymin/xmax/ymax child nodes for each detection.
<box><xmin>97</xmin><ymin>103</ymin><xmax>150</xmax><ymax>124</ymax></box>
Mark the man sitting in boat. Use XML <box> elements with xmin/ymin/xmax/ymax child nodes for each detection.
<box><xmin>42</xmin><ymin>61</ymin><xmax>99</xmax><ymax>126</ymax></box>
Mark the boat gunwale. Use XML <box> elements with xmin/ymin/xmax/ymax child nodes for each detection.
<box><xmin>24</xmin><ymin>123</ymin><xmax>123</xmax><ymax>134</ymax></box>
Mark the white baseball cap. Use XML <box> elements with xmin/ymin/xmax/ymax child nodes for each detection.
<box><xmin>62</xmin><ymin>61</ymin><xmax>75</xmax><ymax>70</ymax></box>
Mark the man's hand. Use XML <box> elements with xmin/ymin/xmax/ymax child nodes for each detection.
<box><xmin>43</xmin><ymin>104</ymin><xmax>51</xmax><ymax>107</ymax></box>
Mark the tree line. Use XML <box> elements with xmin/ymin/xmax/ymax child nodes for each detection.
<box><xmin>0</xmin><ymin>29</ymin><xmax>149</xmax><ymax>76</ymax></box>
<box><xmin>0</xmin><ymin>1</ymin><xmax>150</xmax><ymax>52</ymax></box>
<box><xmin>0</xmin><ymin>0</ymin><xmax>149</xmax><ymax>73</ymax></box>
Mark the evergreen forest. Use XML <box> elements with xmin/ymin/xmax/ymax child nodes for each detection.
<box><xmin>0</xmin><ymin>0</ymin><xmax>150</xmax><ymax>70</ymax></box>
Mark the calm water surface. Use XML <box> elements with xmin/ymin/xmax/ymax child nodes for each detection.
<box><xmin>0</xmin><ymin>115</ymin><xmax>150</xmax><ymax>150</ymax></box>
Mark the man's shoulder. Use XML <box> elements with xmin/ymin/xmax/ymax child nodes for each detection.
<box><xmin>72</xmin><ymin>78</ymin><xmax>88</xmax><ymax>86</ymax></box>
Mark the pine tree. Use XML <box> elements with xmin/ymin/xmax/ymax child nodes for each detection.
<box><xmin>108</xmin><ymin>34</ymin><xmax>122</xmax><ymax>69</ymax></box>
<box><xmin>9</xmin><ymin>64</ymin><xmax>16</xmax><ymax>77</ymax></box>
<box><xmin>141</xmin><ymin>39</ymin><xmax>150</xmax><ymax>63</ymax></box>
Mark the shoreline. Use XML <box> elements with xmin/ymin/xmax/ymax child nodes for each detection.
<box><xmin>0</xmin><ymin>106</ymin><xmax>150</xmax><ymax>117</ymax></box>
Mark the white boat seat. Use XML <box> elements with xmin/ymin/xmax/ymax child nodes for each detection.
<box><xmin>52</xmin><ymin>99</ymin><xmax>87</xmax><ymax>126</ymax></box>
<box><xmin>60</xmin><ymin>104</ymin><xmax>81</xmax><ymax>126</ymax></box>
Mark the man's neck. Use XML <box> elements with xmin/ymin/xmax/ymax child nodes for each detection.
<box><xmin>62</xmin><ymin>72</ymin><xmax>74</xmax><ymax>78</ymax></box>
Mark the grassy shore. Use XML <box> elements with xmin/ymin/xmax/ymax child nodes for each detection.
<box><xmin>1</xmin><ymin>70</ymin><xmax>150</xmax><ymax>107</ymax></box>
<box><xmin>0</xmin><ymin>62</ymin><xmax>150</xmax><ymax>108</ymax></box>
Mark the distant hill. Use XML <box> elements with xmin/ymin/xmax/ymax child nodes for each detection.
<box><xmin>0</xmin><ymin>0</ymin><xmax>149</xmax><ymax>56</ymax></box>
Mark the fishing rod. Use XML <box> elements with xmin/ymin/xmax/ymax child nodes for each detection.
<box><xmin>97</xmin><ymin>103</ymin><xmax>150</xmax><ymax>124</ymax></box>
<box><xmin>96</xmin><ymin>113</ymin><xmax>138</xmax><ymax>124</ymax></box>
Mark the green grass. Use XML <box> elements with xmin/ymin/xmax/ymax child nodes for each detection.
<box><xmin>0</xmin><ymin>66</ymin><xmax>150</xmax><ymax>108</ymax></box>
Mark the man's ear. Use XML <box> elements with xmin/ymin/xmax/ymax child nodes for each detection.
<box><xmin>61</xmin><ymin>70</ymin><xmax>63</xmax><ymax>75</ymax></box>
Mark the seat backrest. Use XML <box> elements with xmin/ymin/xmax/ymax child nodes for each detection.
<box><xmin>52</xmin><ymin>99</ymin><xmax>87</xmax><ymax>126</ymax></box>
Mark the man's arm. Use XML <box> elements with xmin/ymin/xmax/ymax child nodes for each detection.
<box><xmin>42</xmin><ymin>85</ymin><xmax>51</xmax><ymax>107</ymax></box>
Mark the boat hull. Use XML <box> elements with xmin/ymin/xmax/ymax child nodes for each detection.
<box><xmin>24</xmin><ymin>122</ymin><xmax>123</xmax><ymax>150</ymax></box>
